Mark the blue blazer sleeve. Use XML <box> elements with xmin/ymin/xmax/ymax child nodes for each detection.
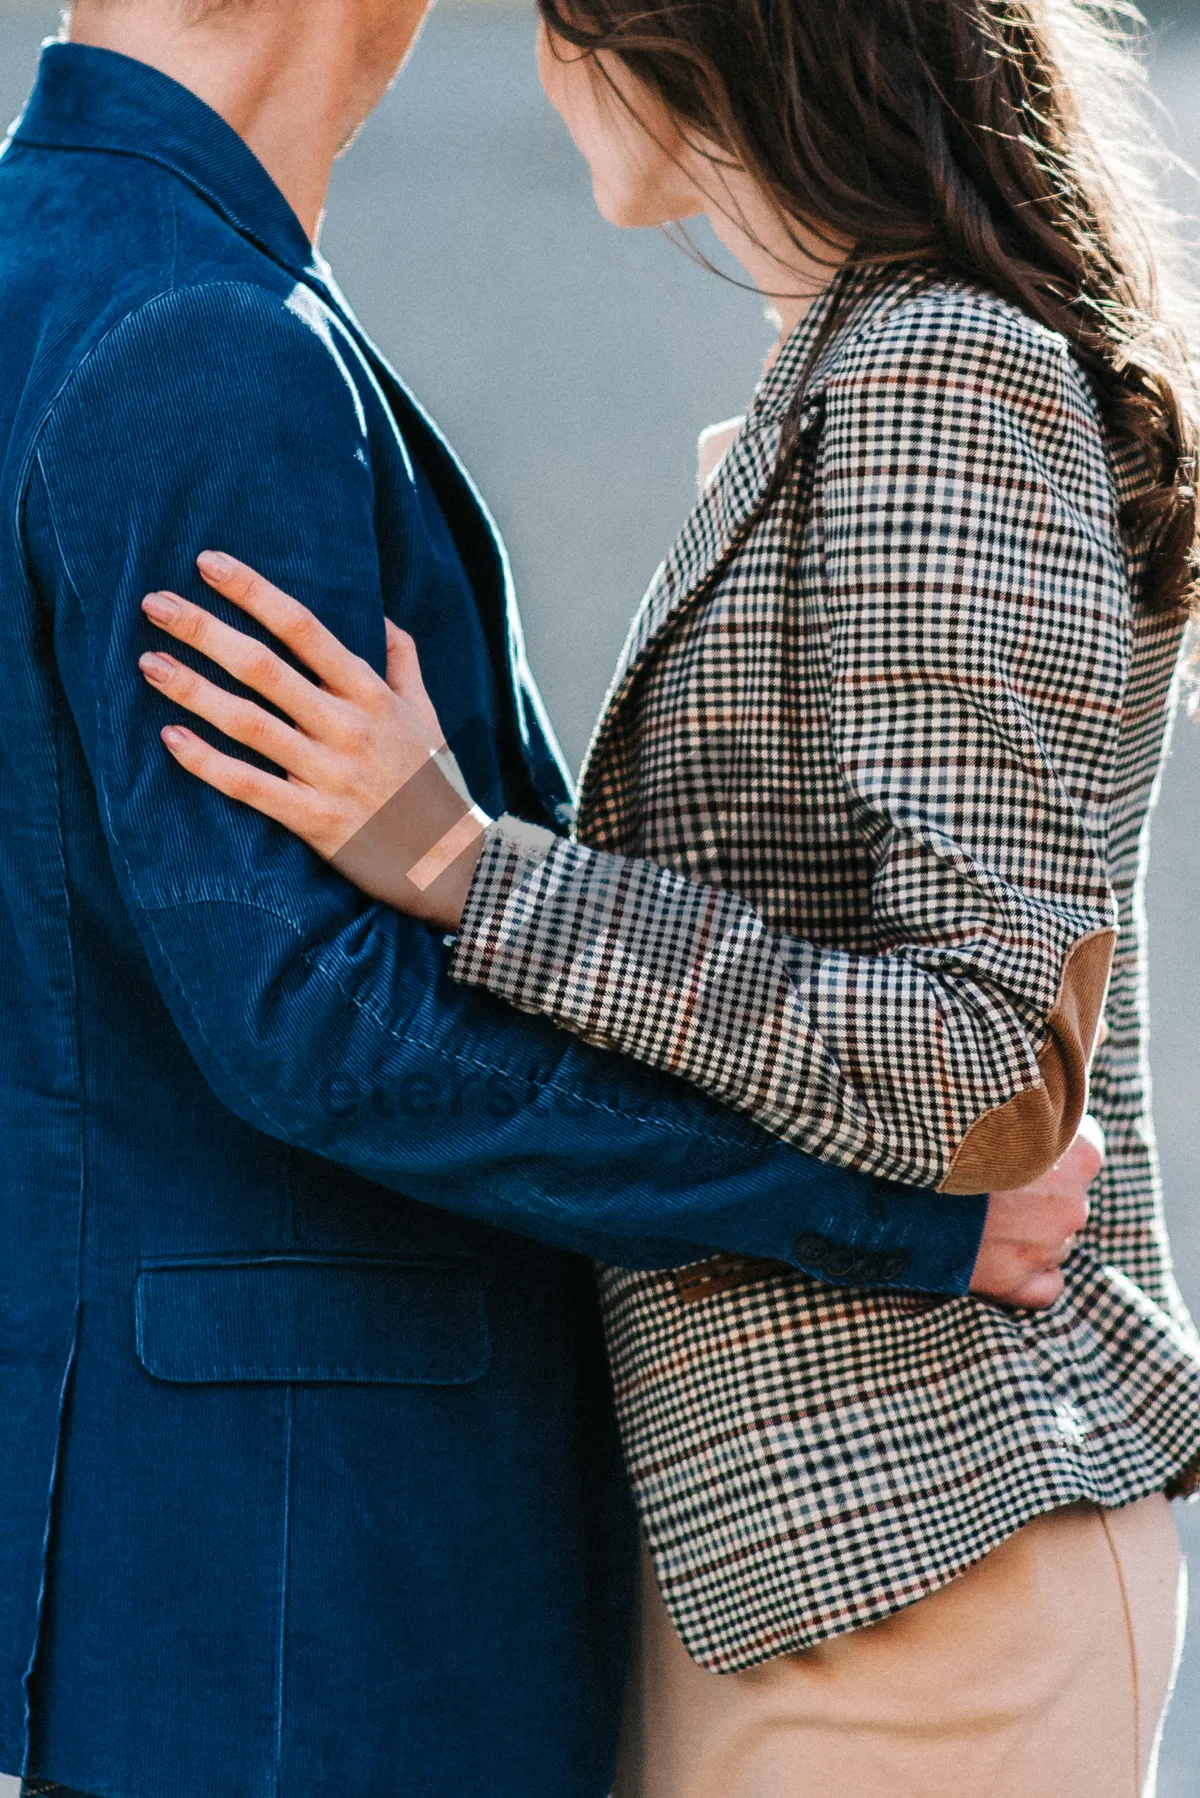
<box><xmin>26</xmin><ymin>278</ymin><xmax>986</xmax><ymax>1289</ymax></box>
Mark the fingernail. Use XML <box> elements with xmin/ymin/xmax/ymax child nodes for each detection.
<box><xmin>142</xmin><ymin>593</ymin><xmax>179</xmax><ymax>622</ymax></box>
<box><xmin>198</xmin><ymin>551</ymin><xmax>236</xmax><ymax>578</ymax></box>
<box><xmin>139</xmin><ymin>652</ymin><xmax>174</xmax><ymax>681</ymax></box>
<box><xmin>162</xmin><ymin>726</ymin><xmax>190</xmax><ymax>748</ymax></box>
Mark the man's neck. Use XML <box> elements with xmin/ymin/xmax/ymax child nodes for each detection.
<box><xmin>68</xmin><ymin>0</ymin><xmax>361</xmax><ymax>239</ymax></box>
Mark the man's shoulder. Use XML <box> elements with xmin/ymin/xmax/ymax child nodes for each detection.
<box><xmin>1</xmin><ymin>152</ymin><xmax>366</xmax><ymax>489</ymax></box>
<box><xmin>0</xmin><ymin>144</ymin><xmax>282</xmax><ymax>346</ymax></box>
<box><xmin>36</xmin><ymin>273</ymin><xmax>370</xmax><ymax>474</ymax></box>
<box><xmin>74</xmin><ymin>275</ymin><xmax>346</xmax><ymax>370</ymax></box>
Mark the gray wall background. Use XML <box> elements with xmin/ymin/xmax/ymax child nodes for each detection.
<box><xmin>1</xmin><ymin>2</ymin><xmax>1198</xmax><ymax>1790</ymax></box>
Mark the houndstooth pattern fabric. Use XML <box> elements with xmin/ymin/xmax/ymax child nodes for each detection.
<box><xmin>452</xmin><ymin>266</ymin><xmax>1200</xmax><ymax>1668</ymax></box>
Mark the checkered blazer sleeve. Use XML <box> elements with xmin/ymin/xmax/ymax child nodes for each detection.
<box><xmin>450</xmin><ymin>301</ymin><xmax>1130</xmax><ymax>1193</ymax></box>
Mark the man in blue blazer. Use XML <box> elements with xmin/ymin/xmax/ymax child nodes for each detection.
<box><xmin>0</xmin><ymin>3</ymin><xmax>1077</xmax><ymax>1796</ymax></box>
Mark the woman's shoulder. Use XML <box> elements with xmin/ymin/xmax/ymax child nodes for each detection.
<box><xmin>820</xmin><ymin>269</ymin><xmax>1099</xmax><ymax>434</ymax></box>
<box><xmin>804</xmin><ymin>270</ymin><xmax>1120</xmax><ymax>514</ymax></box>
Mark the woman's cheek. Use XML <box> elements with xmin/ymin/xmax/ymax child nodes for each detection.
<box><xmin>552</xmin><ymin>89</ymin><xmax>657</xmax><ymax>223</ymax></box>
<box><xmin>536</xmin><ymin>28</ymin><xmax>704</xmax><ymax>228</ymax></box>
<box><xmin>581</xmin><ymin>114</ymin><xmax>692</xmax><ymax>226</ymax></box>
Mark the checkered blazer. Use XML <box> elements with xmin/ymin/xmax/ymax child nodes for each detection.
<box><xmin>451</xmin><ymin>265</ymin><xmax>1200</xmax><ymax>1669</ymax></box>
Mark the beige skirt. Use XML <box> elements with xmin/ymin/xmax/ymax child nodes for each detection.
<box><xmin>614</xmin><ymin>1496</ymin><xmax>1186</xmax><ymax>1798</ymax></box>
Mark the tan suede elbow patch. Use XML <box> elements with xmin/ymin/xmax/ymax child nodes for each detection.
<box><xmin>938</xmin><ymin>929</ymin><xmax>1115</xmax><ymax>1195</ymax></box>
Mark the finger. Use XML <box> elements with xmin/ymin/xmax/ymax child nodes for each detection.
<box><xmin>142</xmin><ymin>591</ymin><xmax>339</xmax><ymax>738</ymax></box>
<box><xmin>1047</xmin><ymin>1234</ymin><xmax>1078</xmax><ymax>1268</ymax></box>
<box><xmin>973</xmin><ymin>1262</ymin><xmax>1065</xmax><ymax>1309</ymax></box>
<box><xmin>1009</xmin><ymin>1220</ymin><xmax>1083</xmax><ymax>1267</ymax></box>
<box><xmin>1008</xmin><ymin>1192</ymin><xmax>1088</xmax><ymax>1248</ymax></box>
<box><xmin>1077</xmin><ymin>1112</ymin><xmax>1107</xmax><ymax>1163</ymax></box>
<box><xmin>1043</xmin><ymin>1179</ymin><xmax>1092</xmax><ymax>1240</ymax></box>
<box><xmin>197</xmin><ymin>552</ymin><xmax>378</xmax><ymax>701</ymax></box>
<box><xmin>384</xmin><ymin>620</ymin><xmax>443</xmax><ymax>743</ymax></box>
<box><xmin>1066</xmin><ymin>1112</ymin><xmax>1105</xmax><ymax>1186</ymax></box>
<box><xmin>1058</xmin><ymin>1190</ymin><xmax>1091</xmax><ymax>1237</ymax></box>
<box><xmin>385</xmin><ymin>621</ymin><xmax>419</xmax><ymax>697</ymax></box>
<box><xmin>988</xmin><ymin>1167</ymin><xmax>1092</xmax><ymax>1241</ymax></box>
<box><xmin>159</xmin><ymin>725</ymin><xmax>332</xmax><ymax>847</ymax></box>
<box><xmin>1012</xmin><ymin>1269</ymin><xmax>1065</xmax><ymax>1310</ymax></box>
<box><xmin>140</xmin><ymin>651</ymin><xmax>328</xmax><ymax>784</ymax></box>
<box><xmin>1058</xmin><ymin>1129</ymin><xmax>1103</xmax><ymax>1192</ymax></box>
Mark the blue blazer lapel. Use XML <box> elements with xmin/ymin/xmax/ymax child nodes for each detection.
<box><xmin>309</xmin><ymin>267</ymin><xmax>574</xmax><ymax>825</ymax></box>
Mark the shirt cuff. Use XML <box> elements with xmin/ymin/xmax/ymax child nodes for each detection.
<box><xmin>450</xmin><ymin>811</ymin><xmax>557</xmax><ymax>985</ymax></box>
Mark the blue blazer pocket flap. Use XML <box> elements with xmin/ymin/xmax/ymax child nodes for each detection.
<box><xmin>135</xmin><ymin>1256</ymin><xmax>490</xmax><ymax>1385</ymax></box>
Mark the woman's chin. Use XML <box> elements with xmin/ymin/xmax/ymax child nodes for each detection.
<box><xmin>591</xmin><ymin>180</ymin><xmax>685</xmax><ymax>231</ymax></box>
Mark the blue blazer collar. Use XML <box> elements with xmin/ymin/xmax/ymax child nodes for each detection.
<box><xmin>11</xmin><ymin>42</ymin><xmax>316</xmax><ymax>278</ymax></box>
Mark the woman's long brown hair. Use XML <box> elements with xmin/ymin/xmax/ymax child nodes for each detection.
<box><xmin>539</xmin><ymin>0</ymin><xmax>1199</xmax><ymax>613</ymax></box>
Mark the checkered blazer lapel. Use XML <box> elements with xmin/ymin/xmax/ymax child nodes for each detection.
<box><xmin>612</xmin><ymin>417</ymin><xmax>784</xmax><ymax>683</ymax></box>
<box><xmin>575</xmin><ymin>411</ymin><xmax>792</xmax><ymax>832</ymax></box>
<box><xmin>576</xmin><ymin>264</ymin><xmax>928</xmax><ymax>837</ymax></box>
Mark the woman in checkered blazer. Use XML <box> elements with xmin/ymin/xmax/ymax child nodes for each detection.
<box><xmin>139</xmin><ymin>0</ymin><xmax>1200</xmax><ymax>1790</ymax></box>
